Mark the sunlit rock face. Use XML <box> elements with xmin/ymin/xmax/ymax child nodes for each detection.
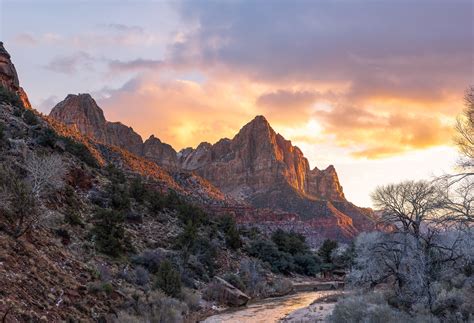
<box><xmin>0</xmin><ymin>42</ymin><xmax>31</xmax><ymax>108</ymax></box>
<box><xmin>50</xmin><ymin>94</ymin><xmax>176</xmax><ymax>167</ymax></box>
<box><xmin>179</xmin><ymin>116</ymin><xmax>345</xmax><ymax>201</ymax></box>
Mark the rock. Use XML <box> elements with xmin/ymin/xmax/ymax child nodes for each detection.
<box><xmin>143</xmin><ymin>135</ymin><xmax>178</xmax><ymax>168</ymax></box>
<box><xmin>206</xmin><ymin>276</ymin><xmax>250</xmax><ymax>307</ymax></box>
<box><xmin>0</xmin><ymin>42</ymin><xmax>31</xmax><ymax>108</ymax></box>
<box><xmin>49</xmin><ymin>94</ymin><xmax>177</xmax><ymax>168</ymax></box>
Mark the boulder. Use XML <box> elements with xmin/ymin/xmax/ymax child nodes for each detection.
<box><xmin>205</xmin><ymin>276</ymin><xmax>250</xmax><ymax>307</ymax></box>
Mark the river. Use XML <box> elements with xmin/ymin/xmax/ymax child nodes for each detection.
<box><xmin>202</xmin><ymin>290</ymin><xmax>339</xmax><ymax>323</ymax></box>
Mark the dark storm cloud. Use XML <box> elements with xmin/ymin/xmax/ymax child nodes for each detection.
<box><xmin>171</xmin><ymin>0</ymin><xmax>472</xmax><ymax>94</ymax></box>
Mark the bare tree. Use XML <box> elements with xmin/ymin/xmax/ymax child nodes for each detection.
<box><xmin>352</xmin><ymin>180</ymin><xmax>473</xmax><ymax>310</ymax></box>
<box><xmin>25</xmin><ymin>153</ymin><xmax>65</xmax><ymax>199</ymax></box>
<box><xmin>454</xmin><ymin>86</ymin><xmax>474</xmax><ymax>172</ymax></box>
<box><xmin>371</xmin><ymin>180</ymin><xmax>445</xmax><ymax>239</ymax></box>
<box><xmin>0</xmin><ymin>166</ymin><xmax>38</xmax><ymax>238</ymax></box>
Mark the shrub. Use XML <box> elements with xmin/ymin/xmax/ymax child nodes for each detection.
<box><xmin>247</xmin><ymin>239</ymin><xmax>294</xmax><ymax>274</ymax></box>
<box><xmin>91</xmin><ymin>208</ymin><xmax>129</xmax><ymax>257</ymax></box>
<box><xmin>121</xmin><ymin>266</ymin><xmax>150</xmax><ymax>286</ymax></box>
<box><xmin>129</xmin><ymin>177</ymin><xmax>147</xmax><ymax>202</ymax></box>
<box><xmin>37</xmin><ymin>128</ymin><xmax>58</xmax><ymax>148</ymax></box>
<box><xmin>176</xmin><ymin>220</ymin><xmax>198</xmax><ymax>251</ymax></box>
<box><xmin>0</xmin><ymin>85</ymin><xmax>23</xmax><ymax>107</ymax></box>
<box><xmin>165</xmin><ymin>189</ymin><xmax>183</xmax><ymax>208</ymax></box>
<box><xmin>117</xmin><ymin>291</ymin><xmax>188</xmax><ymax>323</ymax></box>
<box><xmin>146</xmin><ymin>190</ymin><xmax>165</xmax><ymax>214</ymax></box>
<box><xmin>272</xmin><ymin>229</ymin><xmax>309</xmax><ymax>254</ymax></box>
<box><xmin>180</xmin><ymin>287</ymin><xmax>201</xmax><ymax>311</ymax></box>
<box><xmin>132</xmin><ymin>249</ymin><xmax>164</xmax><ymax>274</ymax></box>
<box><xmin>67</xmin><ymin>167</ymin><xmax>93</xmax><ymax>190</ymax></box>
<box><xmin>155</xmin><ymin>260</ymin><xmax>182</xmax><ymax>298</ymax></box>
<box><xmin>218</xmin><ymin>214</ymin><xmax>242</xmax><ymax>250</ymax></box>
<box><xmin>318</xmin><ymin>239</ymin><xmax>338</xmax><ymax>264</ymax></box>
<box><xmin>88</xmin><ymin>282</ymin><xmax>114</xmax><ymax>295</ymax></box>
<box><xmin>105</xmin><ymin>165</ymin><xmax>130</xmax><ymax>210</ymax></box>
<box><xmin>22</xmin><ymin>109</ymin><xmax>38</xmax><ymax>125</ymax></box>
<box><xmin>293</xmin><ymin>253</ymin><xmax>321</xmax><ymax>276</ymax></box>
<box><xmin>329</xmin><ymin>292</ymin><xmax>412</xmax><ymax>323</ymax></box>
<box><xmin>177</xmin><ymin>203</ymin><xmax>208</xmax><ymax>227</ymax></box>
<box><xmin>0</xmin><ymin>166</ymin><xmax>37</xmax><ymax>238</ymax></box>
<box><xmin>61</xmin><ymin>136</ymin><xmax>98</xmax><ymax>168</ymax></box>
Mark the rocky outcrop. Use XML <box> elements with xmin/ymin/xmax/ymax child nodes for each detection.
<box><xmin>143</xmin><ymin>135</ymin><xmax>177</xmax><ymax>168</ymax></box>
<box><xmin>0</xmin><ymin>42</ymin><xmax>31</xmax><ymax>108</ymax></box>
<box><xmin>50</xmin><ymin>94</ymin><xmax>176</xmax><ymax>167</ymax></box>
<box><xmin>204</xmin><ymin>276</ymin><xmax>251</xmax><ymax>307</ymax></box>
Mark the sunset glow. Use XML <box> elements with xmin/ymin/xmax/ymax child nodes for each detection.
<box><xmin>1</xmin><ymin>0</ymin><xmax>471</xmax><ymax>206</ymax></box>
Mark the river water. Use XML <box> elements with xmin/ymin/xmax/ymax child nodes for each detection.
<box><xmin>202</xmin><ymin>290</ymin><xmax>338</xmax><ymax>323</ymax></box>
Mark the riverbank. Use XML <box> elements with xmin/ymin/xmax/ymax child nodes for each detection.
<box><xmin>280</xmin><ymin>292</ymin><xmax>343</xmax><ymax>322</ymax></box>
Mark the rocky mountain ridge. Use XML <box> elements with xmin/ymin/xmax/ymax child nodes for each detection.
<box><xmin>50</xmin><ymin>94</ymin><xmax>178</xmax><ymax>168</ymax></box>
<box><xmin>49</xmin><ymin>94</ymin><xmax>376</xmax><ymax>242</ymax></box>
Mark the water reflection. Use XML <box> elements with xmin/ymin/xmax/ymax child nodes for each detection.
<box><xmin>203</xmin><ymin>291</ymin><xmax>337</xmax><ymax>323</ymax></box>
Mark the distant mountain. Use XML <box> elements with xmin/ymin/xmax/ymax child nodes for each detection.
<box><xmin>50</xmin><ymin>95</ymin><xmax>376</xmax><ymax>242</ymax></box>
<box><xmin>50</xmin><ymin>94</ymin><xmax>178</xmax><ymax>168</ymax></box>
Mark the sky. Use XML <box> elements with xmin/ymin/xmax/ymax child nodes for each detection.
<box><xmin>1</xmin><ymin>0</ymin><xmax>473</xmax><ymax>207</ymax></box>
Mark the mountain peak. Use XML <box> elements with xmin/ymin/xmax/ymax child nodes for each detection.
<box><xmin>50</xmin><ymin>93</ymin><xmax>106</xmax><ymax>129</ymax></box>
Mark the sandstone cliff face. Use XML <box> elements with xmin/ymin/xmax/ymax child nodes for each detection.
<box><xmin>50</xmin><ymin>94</ymin><xmax>177</xmax><ymax>167</ymax></box>
<box><xmin>0</xmin><ymin>42</ymin><xmax>31</xmax><ymax>108</ymax></box>
<box><xmin>179</xmin><ymin>116</ymin><xmax>345</xmax><ymax>202</ymax></box>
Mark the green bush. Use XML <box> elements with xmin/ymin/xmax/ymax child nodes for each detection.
<box><xmin>91</xmin><ymin>208</ymin><xmax>129</xmax><ymax>257</ymax></box>
<box><xmin>146</xmin><ymin>190</ymin><xmax>165</xmax><ymax>214</ymax></box>
<box><xmin>0</xmin><ymin>85</ymin><xmax>23</xmax><ymax>107</ymax></box>
<box><xmin>130</xmin><ymin>177</ymin><xmax>147</xmax><ymax>202</ymax></box>
<box><xmin>218</xmin><ymin>214</ymin><xmax>242</xmax><ymax>250</ymax></box>
<box><xmin>165</xmin><ymin>189</ymin><xmax>183</xmax><ymax>208</ymax></box>
<box><xmin>22</xmin><ymin>109</ymin><xmax>38</xmax><ymax>125</ymax></box>
<box><xmin>176</xmin><ymin>220</ymin><xmax>198</xmax><ymax>251</ymax></box>
<box><xmin>247</xmin><ymin>239</ymin><xmax>294</xmax><ymax>274</ymax></box>
<box><xmin>37</xmin><ymin>128</ymin><xmax>58</xmax><ymax>148</ymax></box>
<box><xmin>105</xmin><ymin>165</ymin><xmax>130</xmax><ymax>210</ymax></box>
<box><xmin>155</xmin><ymin>260</ymin><xmax>182</xmax><ymax>298</ymax></box>
<box><xmin>272</xmin><ymin>229</ymin><xmax>309</xmax><ymax>254</ymax></box>
<box><xmin>293</xmin><ymin>253</ymin><xmax>320</xmax><ymax>276</ymax></box>
<box><xmin>0</xmin><ymin>166</ymin><xmax>37</xmax><ymax>238</ymax></box>
<box><xmin>318</xmin><ymin>239</ymin><xmax>338</xmax><ymax>264</ymax></box>
<box><xmin>177</xmin><ymin>203</ymin><xmax>208</xmax><ymax>227</ymax></box>
<box><xmin>61</xmin><ymin>136</ymin><xmax>98</xmax><ymax>168</ymax></box>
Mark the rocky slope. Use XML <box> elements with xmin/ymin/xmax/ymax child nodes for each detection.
<box><xmin>0</xmin><ymin>42</ymin><xmax>31</xmax><ymax>108</ymax></box>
